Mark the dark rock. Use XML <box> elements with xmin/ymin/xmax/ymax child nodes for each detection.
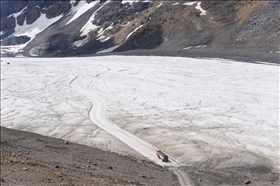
<box><xmin>0</xmin><ymin>1</ymin><xmax>27</xmax><ymax>18</ymax></box>
<box><xmin>54</xmin><ymin>165</ymin><xmax>59</xmax><ymax>168</ymax></box>
<box><xmin>25</xmin><ymin>6</ymin><xmax>41</xmax><ymax>25</ymax></box>
<box><xmin>0</xmin><ymin>16</ymin><xmax>16</xmax><ymax>36</ymax></box>
<box><xmin>245</xmin><ymin>180</ymin><xmax>251</xmax><ymax>185</ymax></box>
<box><xmin>44</xmin><ymin>1</ymin><xmax>71</xmax><ymax>19</ymax></box>
<box><xmin>114</xmin><ymin>24</ymin><xmax>163</xmax><ymax>52</ymax></box>
<box><xmin>17</xmin><ymin>13</ymin><xmax>26</xmax><ymax>26</ymax></box>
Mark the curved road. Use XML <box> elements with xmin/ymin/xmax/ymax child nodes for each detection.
<box><xmin>71</xmin><ymin>75</ymin><xmax>192</xmax><ymax>185</ymax></box>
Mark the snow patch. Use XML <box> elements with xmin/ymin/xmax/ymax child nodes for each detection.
<box><xmin>30</xmin><ymin>50</ymin><xmax>39</xmax><ymax>57</ymax></box>
<box><xmin>195</xmin><ymin>2</ymin><xmax>206</xmax><ymax>15</ymax></box>
<box><xmin>70</xmin><ymin>0</ymin><xmax>76</xmax><ymax>5</ymax></box>
<box><xmin>1</xmin><ymin>44</ymin><xmax>28</xmax><ymax>56</ymax></box>
<box><xmin>105</xmin><ymin>23</ymin><xmax>114</xmax><ymax>30</ymax></box>
<box><xmin>7</xmin><ymin>6</ymin><xmax>27</xmax><ymax>19</ymax></box>
<box><xmin>66</xmin><ymin>1</ymin><xmax>99</xmax><ymax>25</ymax></box>
<box><xmin>0</xmin><ymin>31</ymin><xmax>5</xmax><ymax>37</ymax></box>
<box><xmin>121</xmin><ymin>0</ymin><xmax>150</xmax><ymax>5</ymax></box>
<box><xmin>121</xmin><ymin>0</ymin><xmax>139</xmax><ymax>4</ymax></box>
<box><xmin>97</xmin><ymin>36</ymin><xmax>111</xmax><ymax>43</ymax></box>
<box><xmin>14</xmin><ymin>13</ymin><xmax>63</xmax><ymax>38</ymax></box>
<box><xmin>6</xmin><ymin>5</ymin><xmax>28</xmax><ymax>28</ymax></box>
<box><xmin>183</xmin><ymin>45</ymin><xmax>207</xmax><ymax>50</ymax></box>
<box><xmin>96</xmin><ymin>23</ymin><xmax>114</xmax><ymax>38</ymax></box>
<box><xmin>81</xmin><ymin>24</ymin><xmax>100</xmax><ymax>37</ymax></box>
<box><xmin>126</xmin><ymin>25</ymin><xmax>143</xmax><ymax>40</ymax></box>
<box><xmin>122</xmin><ymin>22</ymin><xmax>130</xmax><ymax>27</ymax></box>
<box><xmin>157</xmin><ymin>2</ymin><xmax>163</xmax><ymax>7</ymax></box>
<box><xmin>96</xmin><ymin>45</ymin><xmax>120</xmax><ymax>54</ymax></box>
<box><xmin>172</xmin><ymin>2</ymin><xmax>179</xmax><ymax>6</ymax></box>
<box><xmin>73</xmin><ymin>40</ymin><xmax>85</xmax><ymax>48</ymax></box>
<box><xmin>183</xmin><ymin>1</ymin><xmax>197</xmax><ymax>6</ymax></box>
<box><xmin>80</xmin><ymin>1</ymin><xmax>110</xmax><ymax>37</ymax></box>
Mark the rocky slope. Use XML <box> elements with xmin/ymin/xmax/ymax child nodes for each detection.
<box><xmin>0</xmin><ymin>0</ymin><xmax>279</xmax><ymax>57</ymax></box>
<box><xmin>2</xmin><ymin>127</ymin><xmax>279</xmax><ymax>186</ymax></box>
<box><xmin>1</xmin><ymin>127</ymin><xmax>180</xmax><ymax>186</ymax></box>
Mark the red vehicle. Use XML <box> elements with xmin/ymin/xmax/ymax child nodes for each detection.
<box><xmin>156</xmin><ymin>150</ymin><xmax>168</xmax><ymax>162</ymax></box>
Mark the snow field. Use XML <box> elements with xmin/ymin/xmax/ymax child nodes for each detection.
<box><xmin>1</xmin><ymin>56</ymin><xmax>279</xmax><ymax>170</ymax></box>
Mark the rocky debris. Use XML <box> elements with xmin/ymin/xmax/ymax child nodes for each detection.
<box><xmin>202</xmin><ymin>1</ymin><xmax>240</xmax><ymax>23</ymax></box>
<box><xmin>1</xmin><ymin>36</ymin><xmax>31</xmax><ymax>46</ymax></box>
<box><xmin>232</xmin><ymin>1</ymin><xmax>280</xmax><ymax>46</ymax></box>
<box><xmin>183</xmin><ymin>165</ymin><xmax>279</xmax><ymax>186</ymax></box>
<box><xmin>29</xmin><ymin>39</ymin><xmax>73</xmax><ymax>56</ymax></box>
<box><xmin>94</xmin><ymin>1</ymin><xmax>150</xmax><ymax>26</ymax></box>
<box><xmin>1</xmin><ymin>126</ymin><xmax>180</xmax><ymax>185</ymax></box>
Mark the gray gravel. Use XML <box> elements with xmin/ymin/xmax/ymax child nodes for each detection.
<box><xmin>92</xmin><ymin>48</ymin><xmax>280</xmax><ymax>64</ymax></box>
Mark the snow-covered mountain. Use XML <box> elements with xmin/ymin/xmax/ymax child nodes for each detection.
<box><xmin>1</xmin><ymin>0</ymin><xmax>279</xmax><ymax>57</ymax></box>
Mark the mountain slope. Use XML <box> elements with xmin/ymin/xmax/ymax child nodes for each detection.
<box><xmin>1</xmin><ymin>0</ymin><xmax>279</xmax><ymax>57</ymax></box>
